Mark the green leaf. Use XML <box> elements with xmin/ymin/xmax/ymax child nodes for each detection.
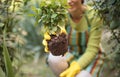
<box><xmin>58</xmin><ymin>20</ymin><xmax>65</xmax><ymax>27</ymax></box>
<box><xmin>0</xmin><ymin>67</ymin><xmax>5</xmax><ymax>77</ymax></box>
<box><xmin>108</xmin><ymin>0</ymin><xmax>116</xmax><ymax>5</ymax></box>
<box><xmin>3</xmin><ymin>29</ymin><xmax>15</xmax><ymax>77</ymax></box>
<box><xmin>52</xmin><ymin>26</ymin><xmax>57</xmax><ymax>32</ymax></box>
<box><xmin>0</xmin><ymin>23</ymin><xmax>4</xmax><ymax>27</ymax></box>
<box><xmin>32</xmin><ymin>0</ymin><xmax>68</xmax><ymax>33</ymax></box>
<box><xmin>51</xmin><ymin>14</ymin><xmax>57</xmax><ymax>18</ymax></box>
<box><xmin>110</xmin><ymin>20</ymin><xmax>120</xmax><ymax>30</ymax></box>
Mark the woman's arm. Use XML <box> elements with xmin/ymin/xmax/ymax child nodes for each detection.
<box><xmin>77</xmin><ymin>13</ymin><xmax>103</xmax><ymax>69</ymax></box>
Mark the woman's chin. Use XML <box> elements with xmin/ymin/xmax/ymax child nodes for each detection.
<box><xmin>68</xmin><ymin>9</ymin><xmax>76</xmax><ymax>13</ymax></box>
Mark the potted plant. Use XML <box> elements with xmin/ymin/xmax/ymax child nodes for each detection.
<box><xmin>33</xmin><ymin>0</ymin><xmax>69</xmax><ymax>56</ymax></box>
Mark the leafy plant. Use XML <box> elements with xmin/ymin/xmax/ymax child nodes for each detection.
<box><xmin>0</xmin><ymin>67</ymin><xmax>5</xmax><ymax>77</ymax></box>
<box><xmin>32</xmin><ymin>0</ymin><xmax>68</xmax><ymax>34</ymax></box>
<box><xmin>3</xmin><ymin>29</ymin><xmax>15</xmax><ymax>77</ymax></box>
<box><xmin>93</xmin><ymin>0</ymin><xmax>120</xmax><ymax>30</ymax></box>
<box><xmin>0</xmin><ymin>0</ymin><xmax>23</xmax><ymax>76</ymax></box>
<box><xmin>31</xmin><ymin>0</ymin><xmax>69</xmax><ymax>56</ymax></box>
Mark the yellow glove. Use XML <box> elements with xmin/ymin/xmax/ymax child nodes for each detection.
<box><xmin>60</xmin><ymin>61</ymin><xmax>81</xmax><ymax>77</ymax></box>
<box><xmin>42</xmin><ymin>32</ymin><xmax>56</xmax><ymax>52</ymax></box>
<box><xmin>42</xmin><ymin>27</ymin><xmax>67</xmax><ymax>53</ymax></box>
<box><xmin>42</xmin><ymin>32</ymin><xmax>51</xmax><ymax>52</ymax></box>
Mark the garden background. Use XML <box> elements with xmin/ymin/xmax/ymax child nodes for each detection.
<box><xmin>0</xmin><ymin>0</ymin><xmax>120</xmax><ymax>77</ymax></box>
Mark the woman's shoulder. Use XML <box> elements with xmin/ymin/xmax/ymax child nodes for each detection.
<box><xmin>85</xmin><ymin>5</ymin><xmax>103</xmax><ymax>27</ymax></box>
<box><xmin>85</xmin><ymin>5</ymin><xmax>95</xmax><ymax>19</ymax></box>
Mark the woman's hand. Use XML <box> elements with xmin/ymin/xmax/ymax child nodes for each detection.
<box><xmin>42</xmin><ymin>27</ymin><xmax>68</xmax><ymax>54</ymax></box>
<box><xmin>42</xmin><ymin>32</ymin><xmax>51</xmax><ymax>52</ymax></box>
<box><xmin>60</xmin><ymin>61</ymin><xmax>81</xmax><ymax>77</ymax></box>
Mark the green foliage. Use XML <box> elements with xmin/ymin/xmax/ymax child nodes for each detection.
<box><xmin>18</xmin><ymin>15</ymin><xmax>44</xmax><ymax>59</ymax></box>
<box><xmin>93</xmin><ymin>0</ymin><xmax>120</xmax><ymax>30</ymax></box>
<box><xmin>93</xmin><ymin>0</ymin><xmax>120</xmax><ymax>77</ymax></box>
<box><xmin>110</xmin><ymin>20</ymin><xmax>119</xmax><ymax>30</ymax></box>
<box><xmin>0</xmin><ymin>0</ymin><xmax>21</xmax><ymax>33</ymax></box>
<box><xmin>100</xmin><ymin>28</ymin><xmax>120</xmax><ymax>77</ymax></box>
<box><xmin>17</xmin><ymin>0</ymin><xmax>44</xmax><ymax>58</ymax></box>
<box><xmin>32</xmin><ymin>0</ymin><xmax>68</xmax><ymax>34</ymax></box>
<box><xmin>3</xmin><ymin>29</ymin><xmax>15</xmax><ymax>77</ymax></box>
<box><xmin>0</xmin><ymin>0</ymin><xmax>19</xmax><ymax>74</ymax></box>
<box><xmin>0</xmin><ymin>67</ymin><xmax>5</xmax><ymax>77</ymax></box>
<box><xmin>0</xmin><ymin>0</ymin><xmax>60</xmax><ymax>77</ymax></box>
<box><xmin>0</xmin><ymin>0</ymin><xmax>23</xmax><ymax>76</ymax></box>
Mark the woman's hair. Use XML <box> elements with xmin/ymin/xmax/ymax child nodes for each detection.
<box><xmin>82</xmin><ymin>0</ymin><xmax>84</xmax><ymax>3</ymax></box>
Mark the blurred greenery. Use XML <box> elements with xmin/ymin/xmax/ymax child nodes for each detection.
<box><xmin>3</xmin><ymin>29</ymin><xmax>15</xmax><ymax>77</ymax></box>
<box><xmin>0</xmin><ymin>0</ymin><xmax>54</xmax><ymax>77</ymax></box>
<box><xmin>14</xmin><ymin>55</ymin><xmax>55</xmax><ymax>77</ymax></box>
<box><xmin>93</xmin><ymin>0</ymin><xmax>120</xmax><ymax>76</ymax></box>
<box><xmin>0</xmin><ymin>67</ymin><xmax>5</xmax><ymax>77</ymax></box>
<box><xmin>100</xmin><ymin>27</ymin><xmax>120</xmax><ymax>77</ymax></box>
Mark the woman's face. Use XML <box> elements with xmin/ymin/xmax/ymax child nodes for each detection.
<box><xmin>67</xmin><ymin>0</ymin><xmax>82</xmax><ymax>12</ymax></box>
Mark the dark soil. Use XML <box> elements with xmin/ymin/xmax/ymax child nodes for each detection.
<box><xmin>47</xmin><ymin>33</ymin><xmax>68</xmax><ymax>56</ymax></box>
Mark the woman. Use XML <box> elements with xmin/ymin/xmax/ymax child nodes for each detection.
<box><xmin>45</xmin><ymin>0</ymin><xmax>104</xmax><ymax>77</ymax></box>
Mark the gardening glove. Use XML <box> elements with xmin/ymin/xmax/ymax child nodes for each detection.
<box><xmin>59</xmin><ymin>26</ymin><xmax>67</xmax><ymax>34</ymax></box>
<box><xmin>42</xmin><ymin>27</ymin><xmax>67</xmax><ymax>52</ymax></box>
<box><xmin>42</xmin><ymin>32</ymin><xmax>51</xmax><ymax>52</ymax></box>
<box><xmin>60</xmin><ymin>61</ymin><xmax>81</xmax><ymax>77</ymax></box>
